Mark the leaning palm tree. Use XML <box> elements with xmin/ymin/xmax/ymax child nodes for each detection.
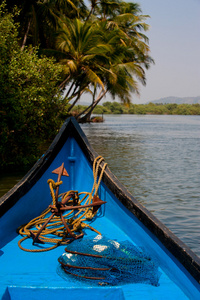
<box><xmin>12</xmin><ymin>0</ymin><xmax>153</xmax><ymax>122</ymax></box>
<box><xmin>73</xmin><ymin>0</ymin><xmax>153</xmax><ymax>120</ymax></box>
<box><xmin>77</xmin><ymin>21</ymin><xmax>148</xmax><ymax>122</ymax></box>
<box><xmin>55</xmin><ymin>18</ymin><xmax>112</xmax><ymax>108</ymax></box>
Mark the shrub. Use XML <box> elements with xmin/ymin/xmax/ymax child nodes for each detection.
<box><xmin>0</xmin><ymin>5</ymin><xmax>63</xmax><ymax>168</ymax></box>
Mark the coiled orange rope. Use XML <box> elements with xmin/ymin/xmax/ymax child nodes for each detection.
<box><xmin>18</xmin><ymin>156</ymin><xmax>107</xmax><ymax>252</ymax></box>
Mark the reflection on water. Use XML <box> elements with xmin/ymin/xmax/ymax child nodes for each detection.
<box><xmin>0</xmin><ymin>115</ymin><xmax>199</xmax><ymax>257</ymax></box>
<box><xmin>81</xmin><ymin>115</ymin><xmax>200</xmax><ymax>257</ymax></box>
<box><xmin>0</xmin><ymin>170</ymin><xmax>29</xmax><ymax>198</ymax></box>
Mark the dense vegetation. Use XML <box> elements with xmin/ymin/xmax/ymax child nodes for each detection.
<box><xmin>0</xmin><ymin>4</ymin><xmax>63</xmax><ymax>168</ymax></box>
<box><xmin>0</xmin><ymin>0</ymin><xmax>153</xmax><ymax>168</ymax></box>
<box><xmin>72</xmin><ymin>102</ymin><xmax>200</xmax><ymax>116</ymax></box>
<box><xmin>4</xmin><ymin>0</ymin><xmax>153</xmax><ymax>121</ymax></box>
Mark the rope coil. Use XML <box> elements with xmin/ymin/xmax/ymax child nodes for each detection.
<box><xmin>18</xmin><ymin>156</ymin><xmax>107</xmax><ymax>252</ymax></box>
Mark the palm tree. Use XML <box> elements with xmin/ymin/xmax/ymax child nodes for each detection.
<box><xmin>77</xmin><ymin>0</ymin><xmax>154</xmax><ymax>118</ymax></box>
<box><xmin>71</xmin><ymin>0</ymin><xmax>153</xmax><ymax>121</ymax></box>
<box><xmin>77</xmin><ymin>21</ymin><xmax>148</xmax><ymax>122</ymax></box>
<box><xmin>6</xmin><ymin>0</ymin><xmax>82</xmax><ymax>50</ymax></box>
<box><xmin>55</xmin><ymin>18</ymin><xmax>113</xmax><ymax>108</ymax></box>
<box><xmin>6</xmin><ymin>0</ymin><xmax>154</xmax><ymax>122</ymax></box>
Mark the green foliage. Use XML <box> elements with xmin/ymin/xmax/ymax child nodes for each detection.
<box><xmin>53</xmin><ymin>0</ymin><xmax>154</xmax><ymax>121</ymax></box>
<box><xmin>172</xmin><ymin>104</ymin><xmax>200</xmax><ymax>115</ymax></box>
<box><xmin>102</xmin><ymin>102</ymin><xmax>127</xmax><ymax>114</ymax></box>
<box><xmin>2</xmin><ymin>0</ymin><xmax>155</xmax><ymax>124</ymax></box>
<box><xmin>70</xmin><ymin>105</ymin><xmax>88</xmax><ymax>116</ymax></box>
<box><xmin>166</xmin><ymin>103</ymin><xmax>178</xmax><ymax>112</ymax></box>
<box><xmin>110</xmin><ymin>102</ymin><xmax>124</xmax><ymax>114</ymax></box>
<box><xmin>80</xmin><ymin>102</ymin><xmax>200</xmax><ymax>116</ymax></box>
<box><xmin>0</xmin><ymin>5</ymin><xmax>63</xmax><ymax>169</ymax></box>
<box><xmin>93</xmin><ymin>106</ymin><xmax>104</xmax><ymax>114</ymax></box>
<box><xmin>0</xmin><ymin>0</ymin><xmax>155</xmax><ymax>167</ymax></box>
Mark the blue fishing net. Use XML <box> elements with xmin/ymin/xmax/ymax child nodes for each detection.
<box><xmin>58</xmin><ymin>235</ymin><xmax>160</xmax><ymax>286</ymax></box>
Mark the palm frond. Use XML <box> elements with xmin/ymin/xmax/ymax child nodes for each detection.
<box><xmin>85</xmin><ymin>67</ymin><xmax>105</xmax><ymax>90</ymax></box>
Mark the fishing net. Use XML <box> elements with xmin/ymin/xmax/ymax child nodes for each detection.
<box><xmin>58</xmin><ymin>235</ymin><xmax>160</xmax><ymax>286</ymax></box>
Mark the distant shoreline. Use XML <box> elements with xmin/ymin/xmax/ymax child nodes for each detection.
<box><xmin>72</xmin><ymin>102</ymin><xmax>200</xmax><ymax>116</ymax></box>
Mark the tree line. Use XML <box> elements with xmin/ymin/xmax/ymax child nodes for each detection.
<box><xmin>0</xmin><ymin>0</ymin><xmax>153</xmax><ymax>168</ymax></box>
<box><xmin>72</xmin><ymin>102</ymin><xmax>200</xmax><ymax>116</ymax></box>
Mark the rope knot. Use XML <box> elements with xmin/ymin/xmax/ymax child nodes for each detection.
<box><xmin>47</xmin><ymin>179</ymin><xmax>63</xmax><ymax>189</ymax></box>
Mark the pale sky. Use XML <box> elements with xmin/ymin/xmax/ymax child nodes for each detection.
<box><xmin>135</xmin><ymin>0</ymin><xmax>200</xmax><ymax>103</ymax></box>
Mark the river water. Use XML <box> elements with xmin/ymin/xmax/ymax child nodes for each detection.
<box><xmin>0</xmin><ymin>115</ymin><xmax>199</xmax><ymax>257</ymax></box>
<box><xmin>81</xmin><ymin>115</ymin><xmax>200</xmax><ymax>257</ymax></box>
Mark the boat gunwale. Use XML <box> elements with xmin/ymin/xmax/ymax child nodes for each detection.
<box><xmin>0</xmin><ymin>117</ymin><xmax>200</xmax><ymax>285</ymax></box>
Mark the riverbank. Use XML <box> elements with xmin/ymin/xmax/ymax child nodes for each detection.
<box><xmin>72</xmin><ymin>102</ymin><xmax>200</xmax><ymax>116</ymax></box>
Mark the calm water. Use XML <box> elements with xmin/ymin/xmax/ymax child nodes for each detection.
<box><xmin>0</xmin><ymin>115</ymin><xmax>199</xmax><ymax>257</ymax></box>
<box><xmin>81</xmin><ymin>115</ymin><xmax>200</xmax><ymax>257</ymax></box>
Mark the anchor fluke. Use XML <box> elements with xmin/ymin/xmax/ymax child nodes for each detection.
<box><xmin>52</xmin><ymin>164</ymin><xmax>69</xmax><ymax>177</ymax></box>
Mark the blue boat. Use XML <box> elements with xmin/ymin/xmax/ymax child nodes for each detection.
<box><xmin>0</xmin><ymin>117</ymin><xmax>199</xmax><ymax>300</ymax></box>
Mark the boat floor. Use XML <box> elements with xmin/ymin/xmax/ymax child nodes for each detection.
<box><xmin>0</xmin><ymin>216</ymin><xmax>189</xmax><ymax>300</ymax></box>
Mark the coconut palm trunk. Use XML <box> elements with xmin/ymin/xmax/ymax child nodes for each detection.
<box><xmin>77</xmin><ymin>88</ymin><xmax>107</xmax><ymax>122</ymax></box>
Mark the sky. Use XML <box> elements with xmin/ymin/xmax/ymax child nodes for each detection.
<box><xmin>135</xmin><ymin>0</ymin><xmax>200</xmax><ymax>103</ymax></box>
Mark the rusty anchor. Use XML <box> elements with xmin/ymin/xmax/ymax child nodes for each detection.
<box><xmin>30</xmin><ymin>163</ymin><xmax>106</xmax><ymax>245</ymax></box>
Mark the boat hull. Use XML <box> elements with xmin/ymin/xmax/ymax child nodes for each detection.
<box><xmin>0</xmin><ymin>117</ymin><xmax>200</xmax><ymax>299</ymax></box>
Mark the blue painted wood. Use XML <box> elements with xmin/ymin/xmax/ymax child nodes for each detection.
<box><xmin>4</xmin><ymin>287</ymin><xmax>125</xmax><ymax>300</ymax></box>
<box><xmin>0</xmin><ymin>118</ymin><xmax>199</xmax><ymax>300</ymax></box>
